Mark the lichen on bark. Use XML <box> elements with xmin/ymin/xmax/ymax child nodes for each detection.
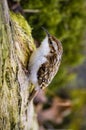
<box><xmin>0</xmin><ymin>0</ymin><xmax>38</xmax><ymax>130</ymax></box>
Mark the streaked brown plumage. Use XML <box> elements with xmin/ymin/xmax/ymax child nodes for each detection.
<box><xmin>29</xmin><ymin>28</ymin><xmax>63</xmax><ymax>100</ymax></box>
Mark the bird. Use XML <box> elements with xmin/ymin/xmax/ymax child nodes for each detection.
<box><xmin>28</xmin><ymin>27</ymin><xmax>63</xmax><ymax>100</ymax></box>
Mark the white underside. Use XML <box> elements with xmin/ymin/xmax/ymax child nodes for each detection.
<box><xmin>29</xmin><ymin>36</ymin><xmax>50</xmax><ymax>90</ymax></box>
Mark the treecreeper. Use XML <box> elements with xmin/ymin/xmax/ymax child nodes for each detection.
<box><xmin>29</xmin><ymin>27</ymin><xmax>63</xmax><ymax>100</ymax></box>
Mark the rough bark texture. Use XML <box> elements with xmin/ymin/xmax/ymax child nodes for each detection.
<box><xmin>0</xmin><ymin>0</ymin><xmax>38</xmax><ymax>130</ymax></box>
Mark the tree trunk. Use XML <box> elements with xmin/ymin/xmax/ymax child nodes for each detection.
<box><xmin>0</xmin><ymin>0</ymin><xmax>38</xmax><ymax>129</ymax></box>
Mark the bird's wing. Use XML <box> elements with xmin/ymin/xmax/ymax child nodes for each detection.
<box><xmin>37</xmin><ymin>53</ymin><xmax>58</xmax><ymax>89</ymax></box>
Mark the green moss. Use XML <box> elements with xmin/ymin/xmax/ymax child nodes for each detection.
<box><xmin>10</xmin><ymin>12</ymin><xmax>36</xmax><ymax>68</ymax></box>
<box><xmin>10</xmin><ymin>12</ymin><xmax>31</xmax><ymax>36</ymax></box>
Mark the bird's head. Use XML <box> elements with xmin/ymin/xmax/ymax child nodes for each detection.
<box><xmin>42</xmin><ymin>27</ymin><xmax>63</xmax><ymax>56</ymax></box>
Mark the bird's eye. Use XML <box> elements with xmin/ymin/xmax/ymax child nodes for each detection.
<box><xmin>49</xmin><ymin>39</ymin><xmax>53</xmax><ymax>45</ymax></box>
<box><xmin>49</xmin><ymin>41</ymin><xmax>52</xmax><ymax>44</ymax></box>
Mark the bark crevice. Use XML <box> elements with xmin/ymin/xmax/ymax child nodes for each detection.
<box><xmin>0</xmin><ymin>0</ymin><xmax>38</xmax><ymax>130</ymax></box>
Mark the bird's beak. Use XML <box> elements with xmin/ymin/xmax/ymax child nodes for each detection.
<box><xmin>42</xmin><ymin>27</ymin><xmax>51</xmax><ymax>37</ymax></box>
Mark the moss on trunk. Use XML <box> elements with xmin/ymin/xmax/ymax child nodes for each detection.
<box><xmin>0</xmin><ymin>0</ymin><xmax>38</xmax><ymax>130</ymax></box>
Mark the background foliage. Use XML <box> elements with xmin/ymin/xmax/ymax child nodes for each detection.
<box><xmin>20</xmin><ymin>0</ymin><xmax>86</xmax><ymax>91</ymax></box>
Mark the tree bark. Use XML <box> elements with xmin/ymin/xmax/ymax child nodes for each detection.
<box><xmin>0</xmin><ymin>0</ymin><xmax>38</xmax><ymax>130</ymax></box>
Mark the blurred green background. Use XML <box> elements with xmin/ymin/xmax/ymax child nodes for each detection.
<box><xmin>20</xmin><ymin>0</ymin><xmax>86</xmax><ymax>91</ymax></box>
<box><xmin>8</xmin><ymin>0</ymin><xmax>86</xmax><ymax>129</ymax></box>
